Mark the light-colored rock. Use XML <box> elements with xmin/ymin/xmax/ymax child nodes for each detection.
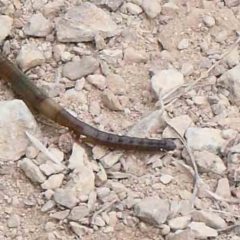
<box><xmin>128</xmin><ymin>110</ymin><xmax>166</xmax><ymax>138</ymax></box>
<box><xmin>41</xmin><ymin>200</ymin><xmax>56</xmax><ymax>212</ymax></box>
<box><xmin>50</xmin><ymin>210</ymin><xmax>70</xmax><ymax>220</ymax></box>
<box><xmin>101</xmin><ymin>89</ymin><xmax>123</xmax><ymax>111</ymax></box>
<box><xmin>43</xmin><ymin>0</ymin><xmax>64</xmax><ymax>17</ymax></box>
<box><xmin>223</xmin><ymin>45</ymin><xmax>239</xmax><ymax>68</ymax></box>
<box><xmin>170</xmin><ymin>230</ymin><xmax>197</xmax><ymax>240</ymax></box>
<box><xmin>134</xmin><ymin>196</ymin><xmax>169</xmax><ymax>226</ymax></box>
<box><xmin>0</xmin><ymin>100</ymin><xmax>40</xmax><ymax>161</ymax></box>
<box><xmin>192</xmin><ymin>210</ymin><xmax>227</xmax><ymax>229</ymax></box>
<box><xmin>141</xmin><ymin>0</ymin><xmax>161</xmax><ymax>19</ymax></box>
<box><xmin>68</xmin><ymin>205</ymin><xmax>90</xmax><ymax>221</ymax></box>
<box><xmin>126</xmin><ymin>3</ymin><xmax>143</xmax><ymax>15</ymax></box>
<box><xmin>100</xmin><ymin>151</ymin><xmax>123</xmax><ymax>169</ymax></box>
<box><xmin>178</xmin><ymin>38</ymin><xmax>189</xmax><ymax>50</ymax></box>
<box><xmin>86</xmin><ymin>74</ymin><xmax>107</xmax><ymax>90</ymax></box>
<box><xmin>168</xmin><ymin>215</ymin><xmax>191</xmax><ymax>230</ymax></box>
<box><xmin>215</xmin><ymin>178</ymin><xmax>231</xmax><ymax>199</ymax></box>
<box><xmin>218</xmin><ymin>63</ymin><xmax>240</xmax><ymax>106</ymax></box>
<box><xmin>93</xmin><ymin>0</ymin><xmax>124</xmax><ymax>11</ymax></box>
<box><xmin>7</xmin><ymin>214</ymin><xmax>21</xmax><ymax>228</ymax></box>
<box><xmin>54</xmin><ymin>188</ymin><xmax>79</xmax><ymax>209</ymax></box>
<box><xmin>56</xmin><ymin>3</ymin><xmax>119</xmax><ymax>42</ymax></box>
<box><xmin>41</xmin><ymin>174</ymin><xmax>64</xmax><ymax>190</ymax></box>
<box><xmin>24</xmin><ymin>13</ymin><xmax>54</xmax><ymax>37</ymax></box>
<box><xmin>151</xmin><ymin>69</ymin><xmax>184</xmax><ymax>98</ymax></box>
<box><xmin>163</xmin><ymin>115</ymin><xmax>193</xmax><ymax>138</ymax></box>
<box><xmin>106</xmin><ymin>74</ymin><xmax>126</xmax><ymax>95</ymax></box>
<box><xmin>224</xmin><ymin>0</ymin><xmax>240</xmax><ymax>7</ymax></box>
<box><xmin>0</xmin><ymin>15</ymin><xmax>13</xmax><ymax>44</ymax></box>
<box><xmin>70</xmin><ymin>222</ymin><xmax>93</xmax><ymax>238</ymax></box>
<box><xmin>192</xmin><ymin>150</ymin><xmax>226</xmax><ymax>174</ymax></box>
<box><xmin>62</xmin><ymin>89</ymin><xmax>87</xmax><ymax>105</ymax></box>
<box><xmin>93</xmin><ymin>215</ymin><xmax>106</xmax><ymax>227</ymax></box>
<box><xmin>188</xmin><ymin>222</ymin><xmax>218</xmax><ymax>239</ymax></box>
<box><xmin>40</xmin><ymin>161</ymin><xmax>64</xmax><ymax>176</ymax></box>
<box><xmin>203</xmin><ymin>15</ymin><xmax>215</xmax><ymax>27</ymax></box>
<box><xmin>20</xmin><ymin>158</ymin><xmax>46</xmax><ymax>183</ymax></box>
<box><xmin>66</xmin><ymin>144</ymin><xmax>95</xmax><ymax>197</ymax></box>
<box><xmin>16</xmin><ymin>46</ymin><xmax>45</xmax><ymax>72</ymax></box>
<box><xmin>62</xmin><ymin>56</ymin><xmax>99</xmax><ymax>81</ymax></box>
<box><xmin>100</xmin><ymin>49</ymin><xmax>123</xmax><ymax>65</ymax></box>
<box><xmin>185</xmin><ymin>127</ymin><xmax>226</xmax><ymax>153</ymax></box>
<box><xmin>89</xmin><ymin>101</ymin><xmax>101</xmax><ymax>116</ymax></box>
<box><xmin>160</xmin><ymin>174</ymin><xmax>173</xmax><ymax>185</ymax></box>
<box><xmin>124</xmin><ymin>47</ymin><xmax>147</xmax><ymax>64</ymax></box>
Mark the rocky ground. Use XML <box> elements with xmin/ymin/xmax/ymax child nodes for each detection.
<box><xmin>1</xmin><ymin>0</ymin><xmax>240</xmax><ymax>239</ymax></box>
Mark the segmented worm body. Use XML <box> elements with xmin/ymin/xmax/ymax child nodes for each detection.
<box><xmin>0</xmin><ymin>53</ymin><xmax>176</xmax><ymax>151</ymax></box>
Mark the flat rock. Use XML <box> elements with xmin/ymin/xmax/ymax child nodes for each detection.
<box><xmin>163</xmin><ymin>115</ymin><xmax>193</xmax><ymax>138</ymax></box>
<box><xmin>191</xmin><ymin>210</ymin><xmax>227</xmax><ymax>229</ymax></box>
<box><xmin>106</xmin><ymin>74</ymin><xmax>126</xmax><ymax>95</ymax></box>
<box><xmin>7</xmin><ymin>214</ymin><xmax>21</xmax><ymax>228</ymax></box>
<box><xmin>168</xmin><ymin>215</ymin><xmax>191</xmax><ymax>230</ymax></box>
<box><xmin>0</xmin><ymin>15</ymin><xmax>13</xmax><ymax>44</ymax></box>
<box><xmin>134</xmin><ymin>196</ymin><xmax>169</xmax><ymax>226</ymax></box>
<box><xmin>185</xmin><ymin>127</ymin><xmax>226</xmax><ymax>153</ymax></box>
<box><xmin>54</xmin><ymin>188</ymin><xmax>79</xmax><ymax>209</ymax></box>
<box><xmin>56</xmin><ymin>3</ymin><xmax>119</xmax><ymax>42</ymax></box>
<box><xmin>0</xmin><ymin>100</ymin><xmax>40</xmax><ymax>161</ymax></box>
<box><xmin>41</xmin><ymin>174</ymin><xmax>64</xmax><ymax>190</ymax></box>
<box><xmin>151</xmin><ymin>69</ymin><xmax>184</xmax><ymax>98</ymax></box>
<box><xmin>124</xmin><ymin>47</ymin><xmax>147</xmax><ymax>64</ymax></box>
<box><xmin>24</xmin><ymin>13</ymin><xmax>54</xmax><ymax>37</ymax></box>
<box><xmin>68</xmin><ymin>204</ymin><xmax>90</xmax><ymax>221</ymax></box>
<box><xmin>50</xmin><ymin>210</ymin><xmax>70</xmax><ymax>220</ymax></box>
<box><xmin>19</xmin><ymin>158</ymin><xmax>46</xmax><ymax>184</ymax></box>
<box><xmin>100</xmin><ymin>151</ymin><xmax>123</xmax><ymax>169</ymax></box>
<box><xmin>188</xmin><ymin>222</ymin><xmax>218</xmax><ymax>239</ymax></box>
<box><xmin>40</xmin><ymin>161</ymin><xmax>65</xmax><ymax>176</ymax></box>
<box><xmin>87</xmin><ymin>74</ymin><xmax>107</xmax><ymax>90</ymax></box>
<box><xmin>62</xmin><ymin>56</ymin><xmax>99</xmax><ymax>81</ymax></box>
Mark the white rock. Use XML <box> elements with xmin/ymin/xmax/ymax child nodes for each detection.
<box><xmin>68</xmin><ymin>205</ymin><xmax>90</xmax><ymax>221</ymax></box>
<box><xmin>54</xmin><ymin>188</ymin><xmax>79</xmax><ymax>209</ymax></box>
<box><xmin>19</xmin><ymin>158</ymin><xmax>46</xmax><ymax>183</ymax></box>
<box><xmin>163</xmin><ymin>115</ymin><xmax>193</xmax><ymax>138</ymax></box>
<box><xmin>188</xmin><ymin>222</ymin><xmax>218</xmax><ymax>238</ymax></box>
<box><xmin>62</xmin><ymin>89</ymin><xmax>87</xmax><ymax>105</ymax></box>
<box><xmin>192</xmin><ymin>151</ymin><xmax>226</xmax><ymax>175</ymax></box>
<box><xmin>0</xmin><ymin>15</ymin><xmax>13</xmax><ymax>44</ymax></box>
<box><xmin>7</xmin><ymin>214</ymin><xmax>21</xmax><ymax>228</ymax></box>
<box><xmin>41</xmin><ymin>174</ymin><xmax>64</xmax><ymax>190</ymax></box>
<box><xmin>0</xmin><ymin>100</ymin><xmax>40</xmax><ymax>161</ymax></box>
<box><xmin>87</xmin><ymin>74</ymin><xmax>107</xmax><ymax>90</ymax></box>
<box><xmin>192</xmin><ymin>210</ymin><xmax>227</xmax><ymax>229</ymax></box>
<box><xmin>101</xmin><ymin>89</ymin><xmax>123</xmax><ymax>111</ymax></box>
<box><xmin>134</xmin><ymin>196</ymin><xmax>169</xmax><ymax>226</ymax></box>
<box><xmin>124</xmin><ymin>47</ymin><xmax>148</xmax><ymax>64</ymax></box>
<box><xmin>160</xmin><ymin>174</ymin><xmax>173</xmax><ymax>185</ymax></box>
<box><xmin>215</xmin><ymin>178</ymin><xmax>231</xmax><ymax>199</ymax></box>
<box><xmin>126</xmin><ymin>3</ymin><xmax>143</xmax><ymax>15</ymax></box>
<box><xmin>185</xmin><ymin>127</ymin><xmax>226</xmax><ymax>153</ymax></box>
<box><xmin>141</xmin><ymin>0</ymin><xmax>161</xmax><ymax>19</ymax></box>
<box><xmin>151</xmin><ymin>69</ymin><xmax>184</xmax><ymax>98</ymax></box>
<box><xmin>223</xmin><ymin>45</ymin><xmax>239</xmax><ymax>68</ymax></box>
<box><xmin>168</xmin><ymin>215</ymin><xmax>191</xmax><ymax>230</ymax></box>
<box><xmin>106</xmin><ymin>74</ymin><xmax>126</xmax><ymax>95</ymax></box>
<box><xmin>203</xmin><ymin>15</ymin><xmax>215</xmax><ymax>27</ymax></box>
<box><xmin>24</xmin><ymin>13</ymin><xmax>54</xmax><ymax>37</ymax></box>
<box><xmin>178</xmin><ymin>38</ymin><xmax>189</xmax><ymax>50</ymax></box>
<box><xmin>218</xmin><ymin>64</ymin><xmax>240</xmax><ymax>106</ymax></box>
<box><xmin>100</xmin><ymin>151</ymin><xmax>123</xmax><ymax>169</ymax></box>
<box><xmin>100</xmin><ymin>49</ymin><xmax>123</xmax><ymax>65</ymax></box>
<box><xmin>56</xmin><ymin>3</ymin><xmax>119</xmax><ymax>42</ymax></box>
<box><xmin>16</xmin><ymin>46</ymin><xmax>45</xmax><ymax>72</ymax></box>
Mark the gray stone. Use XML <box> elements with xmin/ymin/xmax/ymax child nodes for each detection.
<box><xmin>20</xmin><ymin>158</ymin><xmax>46</xmax><ymax>184</ymax></box>
<box><xmin>185</xmin><ymin>127</ymin><xmax>226</xmax><ymax>153</ymax></box>
<box><xmin>50</xmin><ymin>210</ymin><xmax>70</xmax><ymax>220</ymax></box>
<box><xmin>62</xmin><ymin>56</ymin><xmax>99</xmax><ymax>81</ymax></box>
<box><xmin>41</xmin><ymin>174</ymin><xmax>64</xmax><ymax>190</ymax></box>
<box><xmin>0</xmin><ymin>100</ymin><xmax>40</xmax><ymax>161</ymax></box>
<box><xmin>56</xmin><ymin>3</ymin><xmax>119</xmax><ymax>42</ymax></box>
<box><xmin>192</xmin><ymin>210</ymin><xmax>227</xmax><ymax>229</ymax></box>
<box><xmin>7</xmin><ymin>214</ymin><xmax>21</xmax><ymax>228</ymax></box>
<box><xmin>0</xmin><ymin>15</ymin><xmax>13</xmax><ymax>44</ymax></box>
<box><xmin>141</xmin><ymin>0</ymin><xmax>161</xmax><ymax>19</ymax></box>
<box><xmin>134</xmin><ymin>196</ymin><xmax>169</xmax><ymax>226</ymax></box>
<box><xmin>168</xmin><ymin>215</ymin><xmax>191</xmax><ymax>230</ymax></box>
<box><xmin>93</xmin><ymin>0</ymin><xmax>124</xmax><ymax>11</ymax></box>
<box><xmin>188</xmin><ymin>222</ymin><xmax>218</xmax><ymax>239</ymax></box>
<box><xmin>54</xmin><ymin>188</ymin><xmax>79</xmax><ymax>209</ymax></box>
<box><xmin>24</xmin><ymin>13</ymin><xmax>54</xmax><ymax>37</ymax></box>
<box><xmin>101</xmin><ymin>89</ymin><xmax>123</xmax><ymax>111</ymax></box>
<box><xmin>68</xmin><ymin>205</ymin><xmax>90</xmax><ymax>221</ymax></box>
